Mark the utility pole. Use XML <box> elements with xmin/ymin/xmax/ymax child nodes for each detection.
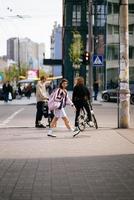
<box><xmin>18</xmin><ymin>38</ymin><xmax>21</xmax><ymax>77</ymax></box>
<box><xmin>88</xmin><ymin>0</ymin><xmax>93</xmax><ymax>101</ymax></box>
<box><xmin>119</xmin><ymin>0</ymin><xmax>130</xmax><ymax>128</ymax></box>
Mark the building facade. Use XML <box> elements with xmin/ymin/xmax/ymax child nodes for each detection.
<box><xmin>62</xmin><ymin>0</ymin><xmax>88</xmax><ymax>90</ymax></box>
<box><xmin>62</xmin><ymin>0</ymin><xmax>134</xmax><ymax>90</ymax></box>
<box><xmin>106</xmin><ymin>0</ymin><xmax>134</xmax><ymax>88</ymax></box>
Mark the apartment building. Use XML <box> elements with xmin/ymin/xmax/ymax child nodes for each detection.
<box><xmin>106</xmin><ymin>0</ymin><xmax>134</xmax><ymax>86</ymax></box>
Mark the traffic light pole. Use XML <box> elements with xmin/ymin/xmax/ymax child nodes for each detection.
<box><xmin>88</xmin><ymin>0</ymin><xmax>93</xmax><ymax>102</ymax></box>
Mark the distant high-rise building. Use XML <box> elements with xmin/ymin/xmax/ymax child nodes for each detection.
<box><xmin>38</xmin><ymin>43</ymin><xmax>45</xmax><ymax>67</ymax></box>
<box><xmin>7</xmin><ymin>37</ymin><xmax>17</xmax><ymax>61</ymax></box>
<box><xmin>7</xmin><ymin>37</ymin><xmax>45</xmax><ymax>69</ymax></box>
<box><xmin>50</xmin><ymin>22</ymin><xmax>62</xmax><ymax>76</ymax></box>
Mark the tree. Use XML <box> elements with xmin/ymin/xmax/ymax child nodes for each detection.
<box><xmin>69</xmin><ymin>31</ymin><xmax>84</xmax><ymax>68</ymax></box>
<box><xmin>4</xmin><ymin>64</ymin><xmax>27</xmax><ymax>81</ymax></box>
<box><xmin>39</xmin><ymin>68</ymin><xmax>47</xmax><ymax>78</ymax></box>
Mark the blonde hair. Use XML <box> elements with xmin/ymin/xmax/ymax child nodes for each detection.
<box><xmin>76</xmin><ymin>77</ymin><xmax>84</xmax><ymax>86</ymax></box>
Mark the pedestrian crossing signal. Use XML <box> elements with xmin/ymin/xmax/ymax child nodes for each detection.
<box><xmin>82</xmin><ymin>51</ymin><xmax>90</xmax><ymax>65</ymax></box>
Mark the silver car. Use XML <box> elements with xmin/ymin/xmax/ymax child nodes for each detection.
<box><xmin>102</xmin><ymin>88</ymin><xmax>134</xmax><ymax>105</ymax></box>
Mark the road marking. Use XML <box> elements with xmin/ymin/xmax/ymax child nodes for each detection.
<box><xmin>0</xmin><ymin>108</ymin><xmax>24</xmax><ymax>127</ymax></box>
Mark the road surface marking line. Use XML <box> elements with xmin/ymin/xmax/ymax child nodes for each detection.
<box><xmin>0</xmin><ymin>108</ymin><xmax>24</xmax><ymax>126</ymax></box>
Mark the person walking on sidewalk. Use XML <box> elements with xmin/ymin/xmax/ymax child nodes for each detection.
<box><xmin>35</xmin><ymin>76</ymin><xmax>48</xmax><ymax>128</ymax></box>
<box><xmin>93</xmin><ymin>80</ymin><xmax>99</xmax><ymax>101</ymax></box>
<box><xmin>72</xmin><ymin>76</ymin><xmax>94</xmax><ymax>131</ymax></box>
<box><xmin>47</xmin><ymin>79</ymin><xmax>76</xmax><ymax>137</ymax></box>
<box><xmin>2</xmin><ymin>81</ymin><xmax>10</xmax><ymax>102</ymax></box>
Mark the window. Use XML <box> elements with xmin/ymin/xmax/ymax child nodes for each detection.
<box><xmin>107</xmin><ymin>45</ymin><xmax>119</xmax><ymax>60</ymax></box>
<box><xmin>108</xmin><ymin>25</ymin><xmax>112</xmax><ymax>34</ymax></box>
<box><xmin>129</xmin><ymin>46</ymin><xmax>134</xmax><ymax>59</ymax></box>
<box><xmin>113</xmin><ymin>25</ymin><xmax>119</xmax><ymax>34</ymax></box>
<box><xmin>129</xmin><ymin>24</ymin><xmax>134</xmax><ymax>35</ymax></box>
<box><xmin>96</xmin><ymin>15</ymin><xmax>105</xmax><ymax>27</ymax></box>
<box><xmin>72</xmin><ymin>5</ymin><xmax>81</xmax><ymax>27</ymax></box>
<box><xmin>113</xmin><ymin>3</ymin><xmax>119</xmax><ymax>14</ymax></box>
<box><xmin>129</xmin><ymin>4</ymin><xmax>134</xmax><ymax>14</ymax></box>
<box><xmin>108</xmin><ymin>2</ymin><xmax>112</xmax><ymax>14</ymax></box>
<box><xmin>97</xmin><ymin>5</ymin><xmax>105</xmax><ymax>15</ymax></box>
<box><xmin>96</xmin><ymin>5</ymin><xmax>106</xmax><ymax>27</ymax></box>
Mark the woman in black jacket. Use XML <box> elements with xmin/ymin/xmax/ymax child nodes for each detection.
<box><xmin>72</xmin><ymin>76</ymin><xmax>93</xmax><ymax>130</ymax></box>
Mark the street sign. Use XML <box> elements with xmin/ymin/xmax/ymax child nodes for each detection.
<box><xmin>92</xmin><ymin>55</ymin><xmax>104</xmax><ymax>66</ymax></box>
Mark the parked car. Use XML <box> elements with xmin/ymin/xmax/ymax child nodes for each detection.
<box><xmin>102</xmin><ymin>88</ymin><xmax>134</xmax><ymax>105</ymax></box>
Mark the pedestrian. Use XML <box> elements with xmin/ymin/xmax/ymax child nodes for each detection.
<box><xmin>93</xmin><ymin>80</ymin><xmax>99</xmax><ymax>100</ymax></box>
<box><xmin>26</xmin><ymin>83</ymin><xmax>32</xmax><ymax>99</ymax></box>
<box><xmin>18</xmin><ymin>83</ymin><xmax>22</xmax><ymax>97</ymax></box>
<box><xmin>2</xmin><ymin>81</ymin><xmax>10</xmax><ymax>102</ymax></box>
<box><xmin>47</xmin><ymin>78</ymin><xmax>76</xmax><ymax>137</ymax></box>
<box><xmin>35</xmin><ymin>76</ymin><xmax>48</xmax><ymax>128</ymax></box>
<box><xmin>8</xmin><ymin>82</ymin><xmax>13</xmax><ymax>101</ymax></box>
<box><xmin>72</xmin><ymin>76</ymin><xmax>94</xmax><ymax>131</ymax></box>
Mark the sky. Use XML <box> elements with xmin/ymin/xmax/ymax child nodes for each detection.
<box><xmin>0</xmin><ymin>0</ymin><xmax>62</xmax><ymax>58</ymax></box>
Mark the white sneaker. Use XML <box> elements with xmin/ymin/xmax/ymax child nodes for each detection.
<box><xmin>47</xmin><ymin>130</ymin><xmax>56</xmax><ymax>137</ymax></box>
<box><xmin>73</xmin><ymin>129</ymin><xmax>80</xmax><ymax>137</ymax></box>
<box><xmin>68</xmin><ymin>127</ymin><xmax>74</xmax><ymax>132</ymax></box>
<box><xmin>89</xmin><ymin>121</ymin><xmax>94</xmax><ymax>127</ymax></box>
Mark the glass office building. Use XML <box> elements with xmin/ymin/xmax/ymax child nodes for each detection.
<box><xmin>62</xmin><ymin>0</ymin><xmax>134</xmax><ymax>90</ymax></box>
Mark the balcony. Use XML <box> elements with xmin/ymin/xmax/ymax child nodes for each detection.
<box><xmin>107</xmin><ymin>35</ymin><xmax>134</xmax><ymax>46</ymax></box>
<box><xmin>106</xmin><ymin>59</ymin><xmax>134</xmax><ymax>69</ymax></box>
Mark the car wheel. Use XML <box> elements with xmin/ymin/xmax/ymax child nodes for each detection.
<box><xmin>102</xmin><ymin>93</ymin><xmax>110</xmax><ymax>102</ymax></box>
<box><xmin>130</xmin><ymin>95</ymin><xmax>134</xmax><ymax>105</ymax></box>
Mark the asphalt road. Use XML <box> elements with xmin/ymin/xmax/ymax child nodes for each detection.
<box><xmin>0</xmin><ymin>102</ymin><xmax>134</xmax><ymax>129</ymax></box>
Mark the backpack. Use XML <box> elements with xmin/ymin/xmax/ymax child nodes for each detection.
<box><xmin>48</xmin><ymin>88</ymin><xmax>61</xmax><ymax>111</ymax></box>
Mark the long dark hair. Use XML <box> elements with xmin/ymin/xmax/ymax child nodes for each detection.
<box><xmin>59</xmin><ymin>79</ymin><xmax>68</xmax><ymax>89</ymax></box>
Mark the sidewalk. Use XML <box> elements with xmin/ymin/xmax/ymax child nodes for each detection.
<box><xmin>0</xmin><ymin>91</ymin><xmax>103</xmax><ymax>106</ymax></box>
<box><xmin>0</xmin><ymin>126</ymin><xmax>134</xmax><ymax>200</ymax></box>
<box><xmin>0</xmin><ymin>95</ymin><xmax>36</xmax><ymax>105</ymax></box>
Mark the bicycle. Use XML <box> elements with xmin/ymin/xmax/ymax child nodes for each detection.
<box><xmin>73</xmin><ymin>101</ymin><xmax>98</xmax><ymax>137</ymax></box>
<box><xmin>43</xmin><ymin>101</ymin><xmax>54</xmax><ymax>128</ymax></box>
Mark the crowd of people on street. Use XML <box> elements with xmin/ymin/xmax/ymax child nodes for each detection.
<box><xmin>1</xmin><ymin>81</ymin><xmax>33</xmax><ymax>102</ymax></box>
<box><xmin>35</xmin><ymin>75</ymin><xmax>98</xmax><ymax>137</ymax></box>
<box><xmin>1</xmin><ymin>75</ymin><xmax>99</xmax><ymax>137</ymax></box>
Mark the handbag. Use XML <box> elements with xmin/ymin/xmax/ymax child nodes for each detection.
<box><xmin>8</xmin><ymin>92</ymin><xmax>12</xmax><ymax>101</ymax></box>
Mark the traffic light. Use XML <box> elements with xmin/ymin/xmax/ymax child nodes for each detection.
<box><xmin>82</xmin><ymin>51</ymin><xmax>90</xmax><ymax>65</ymax></box>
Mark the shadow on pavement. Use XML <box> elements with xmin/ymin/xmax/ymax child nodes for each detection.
<box><xmin>0</xmin><ymin>154</ymin><xmax>134</xmax><ymax>200</ymax></box>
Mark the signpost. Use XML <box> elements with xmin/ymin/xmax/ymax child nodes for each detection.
<box><xmin>92</xmin><ymin>55</ymin><xmax>104</xmax><ymax>66</ymax></box>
